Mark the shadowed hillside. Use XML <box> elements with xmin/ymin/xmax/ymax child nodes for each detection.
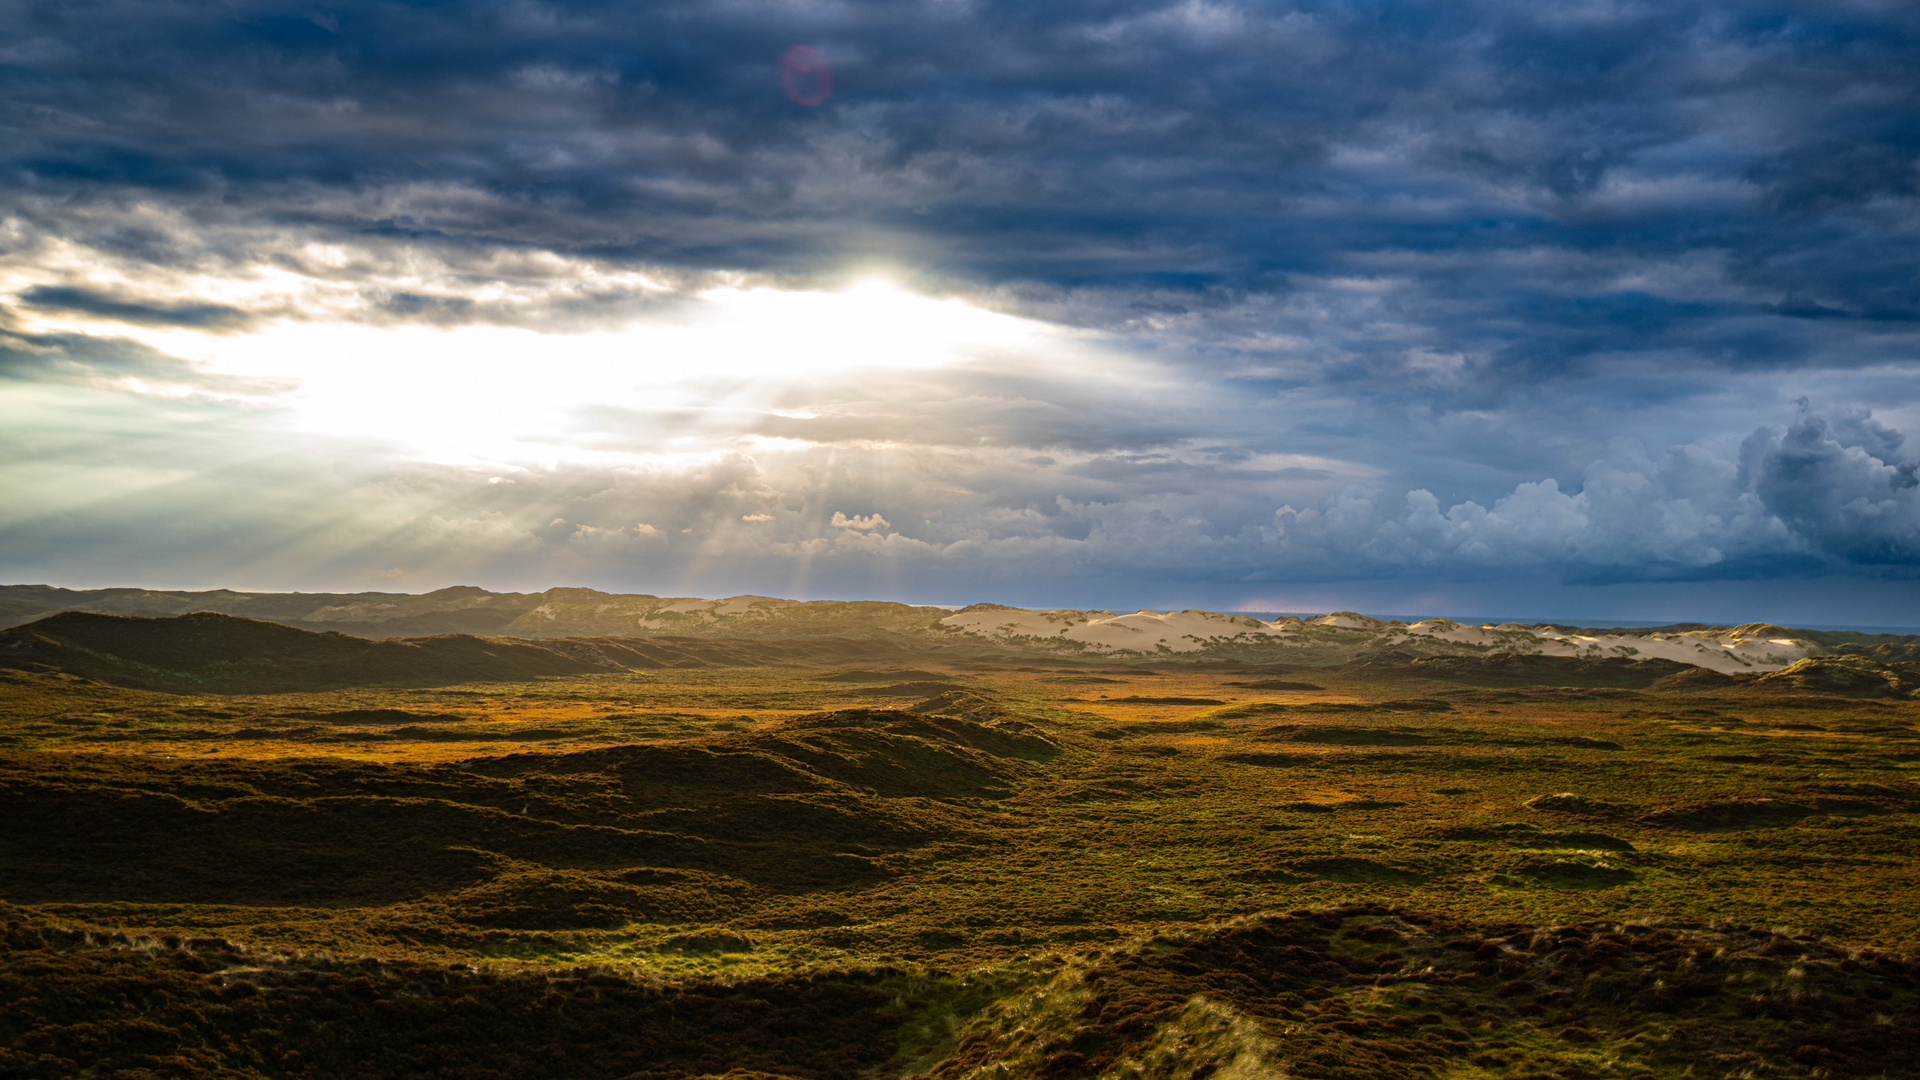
<box><xmin>0</xmin><ymin>585</ymin><xmax>951</xmax><ymax>641</ymax></box>
<box><xmin>0</xmin><ymin>612</ymin><xmax>930</xmax><ymax>692</ymax></box>
<box><xmin>1343</xmin><ymin>651</ymin><xmax>1699</xmax><ymax>687</ymax></box>
<box><xmin>1752</xmin><ymin>655</ymin><xmax>1920</xmax><ymax>698</ymax></box>
<box><xmin>0</xmin><ymin>705</ymin><xmax>1054</xmax><ymax>923</ymax></box>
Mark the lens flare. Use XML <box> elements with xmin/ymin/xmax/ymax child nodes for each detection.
<box><xmin>779</xmin><ymin>45</ymin><xmax>831</xmax><ymax>106</ymax></box>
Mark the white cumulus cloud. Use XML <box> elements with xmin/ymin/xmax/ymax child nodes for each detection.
<box><xmin>831</xmin><ymin>512</ymin><xmax>891</xmax><ymax>531</ymax></box>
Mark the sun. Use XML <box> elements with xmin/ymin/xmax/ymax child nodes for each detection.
<box><xmin>25</xmin><ymin>277</ymin><xmax>1090</xmax><ymax>469</ymax></box>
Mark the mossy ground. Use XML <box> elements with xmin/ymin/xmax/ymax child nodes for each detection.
<box><xmin>3</xmin><ymin>656</ymin><xmax>1917</xmax><ymax>1077</ymax></box>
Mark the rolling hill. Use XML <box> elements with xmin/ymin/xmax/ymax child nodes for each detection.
<box><xmin>0</xmin><ymin>612</ymin><xmax>925</xmax><ymax>692</ymax></box>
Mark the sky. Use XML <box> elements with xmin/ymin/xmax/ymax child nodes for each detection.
<box><xmin>3</xmin><ymin>0</ymin><xmax>1919</xmax><ymax>625</ymax></box>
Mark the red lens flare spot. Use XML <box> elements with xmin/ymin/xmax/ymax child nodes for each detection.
<box><xmin>779</xmin><ymin>45</ymin><xmax>831</xmax><ymax>106</ymax></box>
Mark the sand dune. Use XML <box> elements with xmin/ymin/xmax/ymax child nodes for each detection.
<box><xmin>938</xmin><ymin>606</ymin><xmax>1811</xmax><ymax>672</ymax></box>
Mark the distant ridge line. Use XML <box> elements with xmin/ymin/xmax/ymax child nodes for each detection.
<box><xmin>7</xmin><ymin>583</ymin><xmax>1914</xmax><ymax>640</ymax></box>
<box><xmin>4</xmin><ymin>584</ymin><xmax>1918</xmax><ymax>671</ymax></box>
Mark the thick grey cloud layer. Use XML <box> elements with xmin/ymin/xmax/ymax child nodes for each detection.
<box><xmin>2</xmin><ymin>0</ymin><xmax>1918</xmax><ymax>617</ymax></box>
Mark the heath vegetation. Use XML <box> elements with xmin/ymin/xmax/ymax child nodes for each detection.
<box><xmin>2</xmin><ymin>612</ymin><xmax>1917</xmax><ymax>1078</ymax></box>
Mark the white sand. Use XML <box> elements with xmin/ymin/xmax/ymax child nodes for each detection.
<box><xmin>938</xmin><ymin>607</ymin><xmax>1812</xmax><ymax>671</ymax></box>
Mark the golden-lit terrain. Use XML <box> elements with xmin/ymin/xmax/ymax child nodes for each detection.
<box><xmin>3</xmin><ymin>612</ymin><xmax>1918</xmax><ymax>1078</ymax></box>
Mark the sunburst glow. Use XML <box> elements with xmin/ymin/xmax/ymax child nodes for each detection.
<box><xmin>52</xmin><ymin>279</ymin><xmax>1088</xmax><ymax>468</ymax></box>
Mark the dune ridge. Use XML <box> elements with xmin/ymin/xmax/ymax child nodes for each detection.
<box><xmin>6</xmin><ymin>584</ymin><xmax>1920</xmax><ymax>674</ymax></box>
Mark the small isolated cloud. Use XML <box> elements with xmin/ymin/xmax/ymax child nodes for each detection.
<box><xmin>634</xmin><ymin>523</ymin><xmax>659</xmax><ymax>536</ymax></box>
<box><xmin>831</xmin><ymin>512</ymin><xmax>890</xmax><ymax>532</ymax></box>
<box><xmin>741</xmin><ymin>513</ymin><xmax>774</xmax><ymax>523</ymax></box>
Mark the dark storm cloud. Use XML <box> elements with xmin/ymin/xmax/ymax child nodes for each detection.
<box><xmin>1749</xmin><ymin>412</ymin><xmax>1920</xmax><ymax>564</ymax></box>
<box><xmin>5</xmin><ymin>3</ymin><xmax>1916</xmax><ymax>328</ymax></box>
<box><xmin>4</xmin><ymin>0</ymin><xmax>1920</xmax><ymax>603</ymax></box>
<box><xmin>17</xmin><ymin>285</ymin><xmax>253</xmax><ymax>329</ymax></box>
